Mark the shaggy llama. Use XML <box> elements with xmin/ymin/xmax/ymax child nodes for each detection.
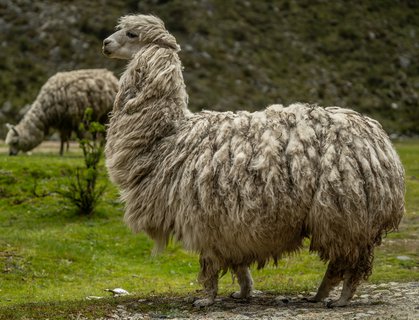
<box><xmin>103</xmin><ymin>15</ymin><xmax>405</xmax><ymax>308</ymax></box>
<box><xmin>5</xmin><ymin>69</ymin><xmax>118</xmax><ymax>155</ymax></box>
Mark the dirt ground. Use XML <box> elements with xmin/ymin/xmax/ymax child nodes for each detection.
<box><xmin>76</xmin><ymin>282</ymin><xmax>419</xmax><ymax>320</ymax></box>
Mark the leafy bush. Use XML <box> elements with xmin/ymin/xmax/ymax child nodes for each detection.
<box><xmin>59</xmin><ymin>108</ymin><xmax>106</xmax><ymax>215</ymax></box>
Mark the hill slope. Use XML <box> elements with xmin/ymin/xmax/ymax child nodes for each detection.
<box><xmin>1</xmin><ymin>0</ymin><xmax>418</xmax><ymax>135</ymax></box>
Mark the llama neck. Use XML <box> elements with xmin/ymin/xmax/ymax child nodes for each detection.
<box><xmin>16</xmin><ymin>102</ymin><xmax>46</xmax><ymax>151</ymax></box>
<box><xmin>115</xmin><ymin>45</ymin><xmax>188</xmax><ymax>114</ymax></box>
<box><xmin>111</xmin><ymin>44</ymin><xmax>189</xmax><ymax>147</ymax></box>
<box><xmin>106</xmin><ymin>45</ymin><xmax>189</xmax><ymax>188</ymax></box>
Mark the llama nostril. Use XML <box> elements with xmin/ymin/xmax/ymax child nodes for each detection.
<box><xmin>103</xmin><ymin>39</ymin><xmax>112</xmax><ymax>46</ymax></box>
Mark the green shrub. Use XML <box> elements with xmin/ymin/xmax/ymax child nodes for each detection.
<box><xmin>59</xmin><ymin>108</ymin><xmax>106</xmax><ymax>215</ymax></box>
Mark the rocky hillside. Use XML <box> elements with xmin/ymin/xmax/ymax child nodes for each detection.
<box><xmin>1</xmin><ymin>0</ymin><xmax>418</xmax><ymax>135</ymax></box>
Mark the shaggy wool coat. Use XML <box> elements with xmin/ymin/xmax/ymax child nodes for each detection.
<box><xmin>6</xmin><ymin>69</ymin><xmax>118</xmax><ymax>153</ymax></box>
<box><xmin>105</xmin><ymin>24</ymin><xmax>404</xmax><ymax>274</ymax></box>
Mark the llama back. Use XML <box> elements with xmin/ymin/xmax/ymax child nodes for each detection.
<box><xmin>34</xmin><ymin>69</ymin><xmax>118</xmax><ymax>127</ymax></box>
<box><xmin>305</xmin><ymin>105</ymin><xmax>405</xmax><ymax>262</ymax></box>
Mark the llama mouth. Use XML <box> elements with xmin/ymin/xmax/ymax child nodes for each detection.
<box><xmin>102</xmin><ymin>48</ymin><xmax>112</xmax><ymax>56</ymax></box>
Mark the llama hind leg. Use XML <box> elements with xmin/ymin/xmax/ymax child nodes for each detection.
<box><xmin>194</xmin><ymin>257</ymin><xmax>219</xmax><ymax>307</ymax></box>
<box><xmin>326</xmin><ymin>271</ymin><xmax>360</xmax><ymax>307</ymax></box>
<box><xmin>231</xmin><ymin>265</ymin><xmax>253</xmax><ymax>299</ymax></box>
<box><xmin>307</xmin><ymin>260</ymin><xmax>344</xmax><ymax>302</ymax></box>
<box><xmin>327</xmin><ymin>249</ymin><xmax>373</xmax><ymax>307</ymax></box>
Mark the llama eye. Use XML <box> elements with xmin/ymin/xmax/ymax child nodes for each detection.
<box><xmin>126</xmin><ymin>31</ymin><xmax>137</xmax><ymax>39</ymax></box>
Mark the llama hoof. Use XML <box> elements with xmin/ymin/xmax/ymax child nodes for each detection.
<box><xmin>326</xmin><ymin>299</ymin><xmax>349</xmax><ymax>308</ymax></box>
<box><xmin>193</xmin><ymin>298</ymin><xmax>215</xmax><ymax>308</ymax></box>
<box><xmin>231</xmin><ymin>291</ymin><xmax>243</xmax><ymax>299</ymax></box>
<box><xmin>230</xmin><ymin>291</ymin><xmax>251</xmax><ymax>300</ymax></box>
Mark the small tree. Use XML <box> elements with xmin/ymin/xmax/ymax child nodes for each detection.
<box><xmin>60</xmin><ymin>108</ymin><xmax>106</xmax><ymax>215</ymax></box>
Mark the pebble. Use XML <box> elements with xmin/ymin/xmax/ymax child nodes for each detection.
<box><xmin>355</xmin><ymin>312</ymin><xmax>369</xmax><ymax>318</ymax></box>
<box><xmin>93</xmin><ymin>281</ymin><xmax>419</xmax><ymax>320</ymax></box>
<box><xmin>274</xmin><ymin>295</ymin><xmax>289</xmax><ymax>304</ymax></box>
<box><xmin>396</xmin><ymin>255</ymin><xmax>412</xmax><ymax>261</ymax></box>
<box><xmin>372</xmin><ymin>289</ymin><xmax>391</xmax><ymax>297</ymax></box>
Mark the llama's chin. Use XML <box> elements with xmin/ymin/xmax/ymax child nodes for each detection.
<box><xmin>102</xmin><ymin>49</ymin><xmax>131</xmax><ymax>60</ymax></box>
<box><xmin>102</xmin><ymin>48</ymin><xmax>113</xmax><ymax>57</ymax></box>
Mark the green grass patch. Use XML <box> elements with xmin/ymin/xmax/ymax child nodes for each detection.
<box><xmin>0</xmin><ymin>140</ymin><xmax>418</xmax><ymax>319</ymax></box>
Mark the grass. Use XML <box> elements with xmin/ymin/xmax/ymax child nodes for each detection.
<box><xmin>0</xmin><ymin>140</ymin><xmax>418</xmax><ymax>319</ymax></box>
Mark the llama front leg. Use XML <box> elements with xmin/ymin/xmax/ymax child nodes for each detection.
<box><xmin>307</xmin><ymin>260</ymin><xmax>344</xmax><ymax>302</ymax></box>
<box><xmin>231</xmin><ymin>265</ymin><xmax>253</xmax><ymax>300</ymax></box>
<box><xmin>193</xmin><ymin>256</ymin><xmax>219</xmax><ymax>307</ymax></box>
<box><xmin>59</xmin><ymin>139</ymin><xmax>65</xmax><ymax>156</ymax></box>
<box><xmin>326</xmin><ymin>247</ymin><xmax>373</xmax><ymax>307</ymax></box>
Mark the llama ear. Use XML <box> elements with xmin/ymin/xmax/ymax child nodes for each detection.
<box><xmin>6</xmin><ymin>123</ymin><xmax>19</xmax><ymax>136</ymax></box>
<box><xmin>156</xmin><ymin>34</ymin><xmax>181</xmax><ymax>52</ymax></box>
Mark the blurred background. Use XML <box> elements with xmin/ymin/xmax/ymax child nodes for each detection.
<box><xmin>1</xmin><ymin>0</ymin><xmax>418</xmax><ymax>137</ymax></box>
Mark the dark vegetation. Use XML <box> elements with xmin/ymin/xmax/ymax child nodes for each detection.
<box><xmin>1</xmin><ymin>0</ymin><xmax>418</xmax><ymax>136</ymax></box>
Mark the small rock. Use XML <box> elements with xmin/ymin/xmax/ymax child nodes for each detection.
<box><xmin>360</xmin><ymin>294</ymin><xmax>369</xmax><ymax>299</ymax></box>
<box><xmin>391</xmin><ymin>103</ymin><xmax>399</xmax><ymax>110</ymax></box>
<box><xmin>373</xmin><ymin>289</ymin><xmax>390</xmax><ymax>295</ymax></box>
<box><xmin>274</xmin><ymin>295</ymin><xmax>289</xmax><ymax>304</ymax></box>
<box><xmin>355</xmin><ymin>313</ymin><xmax>369</xmax><ymax>318</ymax></box>
<box><xmin>399</xmin><ymin>55</ymin><xmax>411</xmax><ymax>68</ymax></box>
<box><xmin>105</xmin><ymin>288</ymin><xmax>130</xmax><ymax>296</ymax></box>
<box><xmin>85</xmin><ymin>296</ymin><xmax>102</xmax><ymax>300</ymax></box>
<box><xmin>252</xmin><ymin>290</ymin><xmax>263</xmax><ymax>296</ymax></box>
<box><xmin>262</xmin><ymin>308</ymin><xmax>278</xmax><ymax>314</ymax></box>
<box><xmin>397</xmin><ymin>255</ymin><xmax>412</xmax><ymax>261</ymax></box>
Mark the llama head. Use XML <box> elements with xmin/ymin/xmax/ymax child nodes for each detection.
<box><xmin>5</xmin><ymin>123</ymin><xmax>20</xmax><ymax>155</ymax></box>
<box><xmin>103</xmin><ymin>14</ymin><xmax>180</xmax><ymax>60</ymax></box>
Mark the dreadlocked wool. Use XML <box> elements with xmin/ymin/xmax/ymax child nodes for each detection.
<box><xmin>5</xmin><ymin>69</ymin><xmax>118</xmax><ymax>155</ymax></box>
<box><xmin>104</xmin><ymin>14</ymin><xmax>405</xmax><ymax>306</ymax></box>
